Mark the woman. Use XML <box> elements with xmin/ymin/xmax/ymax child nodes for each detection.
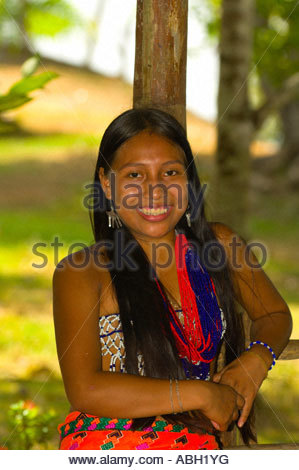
<box><xmin>53</xmin><ymin>108</ymin><xmax>292</xmax><ymax>450</ymax></box>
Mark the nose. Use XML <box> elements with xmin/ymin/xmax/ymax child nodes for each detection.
<box><xmin>142</xmin><ymin>176</ymin><xmax>168</xmax><ymax>206</ymax></box>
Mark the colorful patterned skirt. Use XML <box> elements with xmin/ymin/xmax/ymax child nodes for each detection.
<box><xmin>58</xmin><ymin>411</ymin><xmax>220</xmax><ymax>450</ymax></box>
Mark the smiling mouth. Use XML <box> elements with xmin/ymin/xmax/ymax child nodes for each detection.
<box><xmin>137</xmin><ymin>206</ymin><xmax>170</xmax><ymax>216</ymax></box>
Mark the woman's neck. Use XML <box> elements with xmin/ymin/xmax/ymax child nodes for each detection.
<box><xmin>133</xmin><ymin>229</ymin><xmax>177</xmax><ymax>271</ymax></box>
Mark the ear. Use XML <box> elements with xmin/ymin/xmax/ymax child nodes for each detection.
<box><xmin>99</xmin><ymin>167</ymin><xmax>111</xmax><ymax>200</ymax></box>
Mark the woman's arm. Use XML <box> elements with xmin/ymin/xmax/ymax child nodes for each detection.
<box><xmin>52</xmin><ymin>248</ymin><xmax>244</xmax><ymax>431</ymax></box>
<box><xmin>210</xmin><ymin>222</ymin><xmax>293</xmax><ymax>427</ymax></box>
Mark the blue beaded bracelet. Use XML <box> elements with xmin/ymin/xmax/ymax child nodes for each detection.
<box><xmin>246</xmin><ymin>341</ymin><xmax>276</xmax><ymax>370</ymax></box>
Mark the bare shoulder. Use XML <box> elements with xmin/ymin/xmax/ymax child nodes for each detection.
<box><xmin>52</xmin><ymin>243</ymin><xmax>118</xmax><ymax>316</ymax></box>
<box><xmin>208</xmin><ymin>222</ymin><xmax>243</xmax><ymax>245</ymax></box>
<box><xmin>208</xmin><ymin>222</ymin><xmax>251</xmax><ymax>271</ymax></box>
<box><xmin>53</xmin><ymin>243</ymin><xmax>109</xmax><ymax>285</ymax></box>
<box><xmin>209</xmin><ymin>222</ymin><xmax>247</xmax><ymax>255</ymax></box>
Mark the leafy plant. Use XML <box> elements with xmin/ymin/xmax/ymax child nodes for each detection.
<box><xmin>0</xmin><ymin>55</ymin><xmax>58</xmax><ymax>133</ymax></box>
<box><xmin>0</xmin><ymin>0</ymin><xmax>82</xmax><ymax>52</ymax></box>
<box><xmin>6</xmin><ymin>400</ymin><xmax>56</xmax><ymax>450</ymax></box>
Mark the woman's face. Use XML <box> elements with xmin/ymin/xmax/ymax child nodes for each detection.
<box><xmin>99</xmin><ymin>130</ymin><xmax>189</xmax><ymax>240</ymax></box>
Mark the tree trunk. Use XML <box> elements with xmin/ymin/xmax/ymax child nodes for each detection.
<box><xmin>133</xmin><ymin>0</ymin><xmax>188</xmax><ymax>130</ymax></box>
<box><xmin>213</xmin><ymin>0</ymin><xmax>254</xmax><ymax>238</ymax></box>
<box><xmin>214</xmin><ymin>2</ymin><xmax>255</xmax><ymax>448</ymax></box>
<box><xmin>280</xmin><ymin>100</ymin><xmax>299</xmax><ymax>167</ymax></box>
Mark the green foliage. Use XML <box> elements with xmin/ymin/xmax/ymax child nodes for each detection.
<box><xmin>0</xmin><ymin>94</ymin><xmax>32</xmax><ymax>113</ymax></box>
<box><xmin>196</xmin><ymin>0</ymin><xmax>299</xmax><ymax>142</ymax></box>
<box><xmin>6</xmin><ymin>400</ymin><xmax>56</xmax><ymax>449</ymax></box>
<box><xmin>8</xmin><ymin>70</ymin><xmax>58</xmax><ymax>95</ymax></box>
<box><xmin>0</xmin><ymin>0</ymin><xmax>82</xmax><ymax>51</ymax></box>
<box><xmin>0</xmin><ymin>378</ymin><xmax>68</xmax><ymax>450</ymax></box>
<box><xmin>0</xmin><ymin>57</ymin><xmax>58</xmax><ymax>132</ymax></box>
<box><xmin>25</xmin><ymin>0</ymin><xmax>82</xmax><ymax>37</ymax></box>
<box><xmin>190</xmin><ymin>0</ymin><xmax>221</xmax><ymax>42</ymax></box>
<box><xmin>199</xmin><ymin>0</ymin><xmax>299</xmax><ymax>90</ymax></box>
<box><xmin>254</xmin><ymin>0</ymin><xmax>299</xmax><ymax>88</ymax></box>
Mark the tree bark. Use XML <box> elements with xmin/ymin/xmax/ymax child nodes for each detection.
<box><xmin>280</xmin><ymin>100</ymin><xmax>299</xmax><ymax>167</ymax></box>
<box><xmin>213</xmin><ymin>0</ymin><xmax>254</xmax><ymax>238</ymax></box>
<box><xmin>133</xmin><ymin>0</ymin><xmax>188</xmax><ymax>130</ymax></box>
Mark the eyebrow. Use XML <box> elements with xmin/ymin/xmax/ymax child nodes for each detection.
<box><xmin>118</xmin><ymin>160</ymin><xmax>185</xmax><ymax>171</ymax></box>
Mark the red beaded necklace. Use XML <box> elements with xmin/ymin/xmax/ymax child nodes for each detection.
<box><xmin>154</xmin><ymin>232</ymin><xmax>223</xmax><ymax>379</ymax></box>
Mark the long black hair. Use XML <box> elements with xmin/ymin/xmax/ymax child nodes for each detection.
<box><xmin>89</xmin><ymin>108</ymin><xmax>255</xmax><ymax>446</ymax></box>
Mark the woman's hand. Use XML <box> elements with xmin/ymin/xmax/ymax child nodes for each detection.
<box><xmin>200</xmin><ymin>382</ymin><xmax>245</xmax><ymax>432</ymax></box>
<box><xmin>212</xmin><ymin>352</ymin><xmax>268</xmax><ymax>428</ymax></box>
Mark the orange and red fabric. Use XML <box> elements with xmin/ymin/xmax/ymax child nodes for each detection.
<box><xmin>58</xmin><ymin>411</ymin><xmax>219</xmax><ymax>450</ymax></box>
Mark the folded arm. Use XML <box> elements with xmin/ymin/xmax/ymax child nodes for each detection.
<box><xmin>210</xmin><ymin>223</ymin><xmax>292</xmax><ymax>427</ymax></box>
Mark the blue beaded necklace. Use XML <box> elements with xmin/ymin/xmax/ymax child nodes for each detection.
<box><xmin>155</xmin><ymin>232</ymin><xmax>223</xmax><ymax>380</ymax></box>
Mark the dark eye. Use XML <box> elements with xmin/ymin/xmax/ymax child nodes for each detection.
<box><xmin>164</xmin><ymin>170</ymin><xmax>178</xmax><ymax>176</ymax></box>
<box><xmin>128</xmin><ymin>172</ymin><xmax>141</xmax><ymax>178</ymax></box>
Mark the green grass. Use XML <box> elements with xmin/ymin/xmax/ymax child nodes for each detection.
<box><xmin>0</xmin><ymin>313</ymin><xmax>58</xmax><ymax>375</ymax></box>
<box><xmin>0</xmin><ymin>133</ymin><xmax>98</xmax><ymax>163</ymax></box>
<box><xmin>257</xmin><ymin>361</ymin><xmax>299</xmax><ymax>443</ymax></box>
<box><xmin>0</xmin><ymin>133</ymin><xmax>299</xmax><ymax>448</ymax></box>
<box><xmin>0</xmin><ymin>208</ymin><xmax>91</xmax><ymax>244</ymax></box>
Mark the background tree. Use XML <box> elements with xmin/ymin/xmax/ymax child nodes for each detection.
<box><xmin>195</xmin><ymin>0</ymin><xmax>299</xmax><ymax>234</ymax></box>
<box><xmin>212</xmin><ymin>0</ymin><xmax>254</xmax><ymax>237</ymax></box>
<box><xmin>253</xmin><ymin>0</ymin><xmax>299</xmax><ymax>177</ymax></box>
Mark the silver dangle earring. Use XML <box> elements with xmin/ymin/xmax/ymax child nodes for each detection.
<box><xmin>106</xmin><ymin>199</ymin><xmax>122</xmax><ymax>228</ymax></box>
<box><xmin>185</xmin><ymin>204</ymin><xmax>191</xmax><ymax>228</ymax></box>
